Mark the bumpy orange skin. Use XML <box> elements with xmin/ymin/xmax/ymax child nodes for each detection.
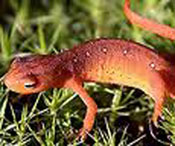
<box><xmin>4</xmin><ymin>0</ymin><xmax>175</xmax><ymax>140</ymax></box>
<box><xmin>4</xmin><ymin>38</ymin><xmax>175</xmax><ymax>139</ymax></box>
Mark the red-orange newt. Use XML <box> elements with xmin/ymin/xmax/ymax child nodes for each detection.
<box><xmin>4</xmin><ymin>0</ymin><xmax>175</xmax><ymax>139</ymax></box>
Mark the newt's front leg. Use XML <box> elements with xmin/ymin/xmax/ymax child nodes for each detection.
<box><xmin>65</xmin><ymin>77</ymin><xmax>98</xmax><ymax>139</ymax></box>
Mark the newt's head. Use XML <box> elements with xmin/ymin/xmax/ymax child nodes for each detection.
<box><xmin>4</xmin><ymin>56</ymin><xmax>52</xmax><ymax>94</ymax></box>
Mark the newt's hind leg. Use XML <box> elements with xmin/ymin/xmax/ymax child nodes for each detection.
<box><xmin>149</xmin><ymin>73</ymin><xmax>167</xmax><ymax>126</ymax></box>
<box><xmin>152</xmin><ymin>97</ymin><xmax>165</xmax><ymax>126</ymax></box>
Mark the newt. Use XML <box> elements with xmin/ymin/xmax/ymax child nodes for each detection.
<box><xmin>3</xmin><ymin>0</ymin><xmax>175</xmax><ymax>139</ymax></box>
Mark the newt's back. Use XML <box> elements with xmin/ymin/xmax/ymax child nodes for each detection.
<box><xmin>71</xmin><ymin>39</ymin><xmax>172</xmax><ymax>97</ymax></box>
<box><xmin>4</xmin><ymin>38</ymin><xmax>174</xmax><ymax>98</ymax></box>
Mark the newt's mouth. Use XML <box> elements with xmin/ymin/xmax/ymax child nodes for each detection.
<box><xmin>3</xmin><ymin>70</ymin><xmax>23</xmax><ymax>94</ymax></box>
<box><xmin>4</xmin><ymin>73</ymin><xmax>17</xmax><ymax>92</ymax></box>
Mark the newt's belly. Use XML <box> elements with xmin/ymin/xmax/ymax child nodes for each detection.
<box><xmin>84</xmin><ymin>55</ymin><xmax>152</xmax><ymax>95</ymax></box>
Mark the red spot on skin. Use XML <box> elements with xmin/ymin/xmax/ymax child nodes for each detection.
<box><xmin>123</xmin><ymin>49</ymin><xmax>128</xmax><ymax>55</ymax></box>
<box><xmin>86</xmin><ymin>52</ymin><xmax>90</xmax><ymax>57</ymax></box>
<box><xmin>149</xmin><ymin>62</ymin><xmax>156</xmax><ymax>69</ymax></box>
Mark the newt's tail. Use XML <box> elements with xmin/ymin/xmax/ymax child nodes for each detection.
<box><xmin>124</xmin><ymin>0</ymin><xmax>175</xmax><ymax>40</ymax></box>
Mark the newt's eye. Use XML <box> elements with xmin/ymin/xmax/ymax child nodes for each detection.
<box><xmin>24</xmin><ymin>82</ymin><xmax>36</xmax><ymax>89</ymax></box>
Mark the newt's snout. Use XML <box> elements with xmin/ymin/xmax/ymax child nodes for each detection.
<box><xmin>4</xmin><ymin>69</ymin><xmax>24</xmax><ymax>93</ymax></box>
<box><xmin>4</xmin><ymin>71</ymin><xmax>15</xmax><ymax>91</ymax></box>
<box><xmin>4</xmin><ymin>64</ymin><xmax>37</xmax><ymax>94</ymax></box>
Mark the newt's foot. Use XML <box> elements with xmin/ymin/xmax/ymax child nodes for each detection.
<box><xmin>152</xmin><ymin>117</ymin><xmax>158</xmax><ymax>127</ymax></box>
<box><xmin>76</xmin><ymin>128</ymin><xmax>88</xmax><ymax>141</ymax></box>
<box><xmin>152</xmin><ymin>113</ymin><xmax>161</xmax><ymax>127</ymax></box>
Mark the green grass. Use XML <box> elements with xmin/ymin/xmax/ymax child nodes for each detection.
<box><xmin>0</xmin><ymin>0</ymin><xmax>175</xmax><ymax>145</ymax></box>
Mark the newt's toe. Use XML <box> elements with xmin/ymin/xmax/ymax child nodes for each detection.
<box><xmin>152</xmin><ymin>115</ymin><xmax>159</xmax><ymax>127</ymax></box>
<box><xmin>76</xmin><ymin>128</ymin><xmax>88</xmax><ymax>141</ymax></box>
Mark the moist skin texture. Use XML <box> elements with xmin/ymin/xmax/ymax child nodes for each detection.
<box><xmin>5</xmin><ymin>0</ymin><xmax>175</xmax><ymax>140</ymax></box>
<box><xmin>4</xmin><ymin>38</ymin><xmax>175</xmax><ymax>139</ymax></box>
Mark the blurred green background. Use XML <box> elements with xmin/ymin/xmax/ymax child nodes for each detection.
<box><xmin>0</xmin><ymin>0</ymin><xmax>175</xmax><ymax>145</ymax></box>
